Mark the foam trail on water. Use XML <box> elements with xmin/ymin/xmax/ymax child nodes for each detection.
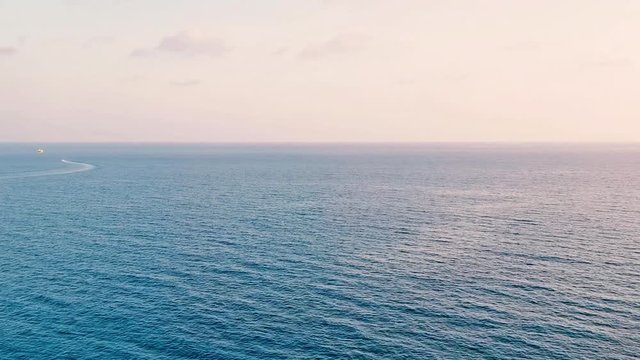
<box><xmin>61</xmin><ymin>159</ymin><xmax>96</xmax><ymax>172</ymax></box>
<box><xmin>0</xmin><ymin>159</ymin><xmax>95</xmax><ymax>180</ymax></box>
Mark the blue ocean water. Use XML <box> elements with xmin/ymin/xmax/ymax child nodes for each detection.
<box><xmin>0</xmin><ymin>143</ymin><xmax>638</xmax><ymax>359</ymax></box>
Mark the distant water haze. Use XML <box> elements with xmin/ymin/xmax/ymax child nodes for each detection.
<box><xmin>1</xmin><ymin>0</ymin><xmax>639</xmax><ymax>142</ymax></box>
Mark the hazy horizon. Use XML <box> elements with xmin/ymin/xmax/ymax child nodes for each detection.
<box><xmin>2</xmin><ymin>140</ymin><xmax>640</xmax><ymax>145</ymax></box>
<box><xmin>2</xmin><ymin>0</ymin><xmax>639</xmax><ymax>142</ymax></box>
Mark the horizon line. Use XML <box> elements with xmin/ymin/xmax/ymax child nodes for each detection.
<box><xmin>1</xmin><ymin>140</ymin><xmax>640</xmax><ymax>145</ymax></box>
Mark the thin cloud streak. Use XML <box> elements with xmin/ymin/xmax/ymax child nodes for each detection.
<box><xmin>131</xmin><ymin>31</ymin><xmax>228</xmax><ymax>58</ymax></box>
<box><xmin>83</xmin><ymin>36</ymin><xmax>114</xmax><ymax>49</ymax></box>
<box><xmin>298</xmin><ymin>34</ymin><xmax>366</xmax><ymax>61</ymax></box>
<box><xmin>0</xmin><ymin>46</ymin><xmax>17</xmax><ymax>56</ymax></box>
<box><xmin>169</xmin><ymin>79</ymin><xmax>201</xmax><ymax>87</ymax></box>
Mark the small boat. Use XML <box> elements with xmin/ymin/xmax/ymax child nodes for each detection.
<box><xmin>36</xmin><ymin>148</ymin><xmax>45</xmax><ymax>154</ymax></box>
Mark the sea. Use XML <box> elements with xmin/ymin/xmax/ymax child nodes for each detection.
<box><xmin>0</xmin><ymin>143</ymin><xmax>638</xmax><ymax>359</ymax></box>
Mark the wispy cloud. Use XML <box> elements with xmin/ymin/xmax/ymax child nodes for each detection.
<box><xmin>131</xmin><ymin>31</ymin><xmax>228</xmax><ymax>58</ymax></box>
<box><xmin>298</xmin><ymin>34</ymin><xmax>366</xmax><ymax>61</ymax></box>
<box><xmin>592</xmin><ymin>58</ymin><xmax>634</xmax><ymax>68</ymax></box>
<box><xmin>272</xmin><ymin>47</ymin><xmax>289</xmax><ymax>56</ymax></box>
<box><xmin>0</xmin><ymin>46</ymin><xmax>17</xmax><ymax>56</ymax></box>
<box><xmin>503</xmin><ymin>40</ymin><xmax>542</xmax><ymax>52</ymax></box>
<box><xmin>130</xmin><ymin>48</ymin><xmax>155</xmax><ymax>57</ymax></box>
<box><xmin>169</xmin><ymin>79</ymin><xmax>201</xmax><ymax>87</ymax></box>
<box><xmin>83</xmin><ymin>36</ymin><xmax>114</xmax><ymax>49</ymax></box>
<box><xmin>120</xmin><ymin>74</ymin><xmax>146</xmax><ymax>84</ymax></box>
<box><xmin>66</xmin><ymin>0</ymin><xmax>134</xmax><ymax>6</ymax></box>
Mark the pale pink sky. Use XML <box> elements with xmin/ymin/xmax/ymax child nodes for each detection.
<box><xmin>1</xmin><ymin>0</ymin><xmax>639</xmax><ymax>142</ymax></box>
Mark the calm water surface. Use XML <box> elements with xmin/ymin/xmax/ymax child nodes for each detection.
<box><xmin>0</xmin><ymin>144</ymin><xmax>638</xmax><ymax>359</ymax></box>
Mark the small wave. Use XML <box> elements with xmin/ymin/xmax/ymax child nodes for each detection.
<box><xmin>0</xmin><ymin>159</ymin><xmax>95</xmax><ymax>180</ymax></box>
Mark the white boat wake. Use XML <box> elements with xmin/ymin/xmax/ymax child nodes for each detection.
<box><xmin>0</xmin><ymin>159</ymin><xmax>95</xmax><ymax>180</ymax></box>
